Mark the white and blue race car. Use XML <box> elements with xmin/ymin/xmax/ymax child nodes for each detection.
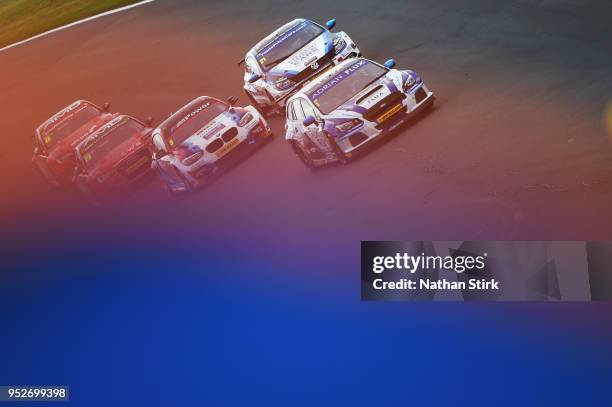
<box><xmin>284</xmin><ymin>57</ymin><xmax>435</xmax><ymax>169</ymax></box>
<box><xmin>241</xmin><ymin>18</ymin><xmax>360</xmax><ymax>115</ymax></box>
<box><xmin>150</xmin><ymin>96</ymin><xmax>272</xmax><ymax>194</ymax></box>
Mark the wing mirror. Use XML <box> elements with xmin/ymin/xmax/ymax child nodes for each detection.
<box><xmin>102</xmin><ymin>102</ymin><xmax>111</xmax><ymax>112</ymax></box>
<box><xmin>384</xmin><ymin>59</ymin><xmax>396</xmax><ymax>69</ymax></box>
<box><xmin>144</xmin><ymin>116</ymin><xmax>154</xmax><ymax>127</ymax></box>
<box><xmin>326</xmin><ymin>18</ymin><xmax>337</xmax><ymax>30</ymax></box>
<box><xmin>247</xmin><ymin>73</ymin><xmax>262</xmax><ymax>83</ymax></box>
<box><xmin>227</xmin><ymin>96</ymin><xmax>239</xmax><ymax>106</ymax></box>
<box><xmin>303</xmin><ymin>115</ymin><xmax>317</xmax><ymax>127</ymax></box>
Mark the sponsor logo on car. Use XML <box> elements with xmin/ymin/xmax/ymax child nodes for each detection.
<box><xmin>283</xmin><ymin>41</ymin><xmax>320</xmax><ymax>68</ymax></box>
<box><xmin>45</xmin><ymin>101</ymin><xmax>81</xmax><ymax>125</ymax></box>
<box><xmin>309</xmin><ymin>59</ymin><xmax>368</xmax><ymax>100</ymax></box>
<box><xmin>175</xmin><ymin>102</ymin><xmax>212</xmax><ymax>130</ymax></box>
<box><xmin>258</xmin><ymin>21</ymin><xmax>309</xmax><ymax>57</ymax></box>
<box><xmin>215</xmin><ymin>138</ymin><xmax>240</xmax><ymax>158</ymax></box>
<box><xmin>358</xmin><ymin>86</ymin><xmax>391</xmax><ymax>109</ymax></box>
<box><xmin>195</xmin><ymin>121</ymin><xmax>224</xmax><ymax>141</ymax></box>
<box><xmin>376</xmin><ymin>103</ymin><xmax>403</xmax><ymax>124</ymax></box>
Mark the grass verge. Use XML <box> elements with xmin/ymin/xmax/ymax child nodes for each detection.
<box><xmin>0</xmin><ymin>0</ymin><xmax>142</xmax><ymax>48</ymax></box>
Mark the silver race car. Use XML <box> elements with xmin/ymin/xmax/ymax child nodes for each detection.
<box><xmin>285</xmin><ymin>57</ymin><xmax>435</xmax><ymax>169</ymax></box>
<box><xmin>241</xmin><ymin>18</ymin><xmax>360</xmax><ymax>116</ymax></box>
<box><xmin>151</xmin><ymin>96</ymin><xmax>272</xmax><ymax>194</ymax></box>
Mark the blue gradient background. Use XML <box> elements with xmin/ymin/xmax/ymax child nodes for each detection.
<box><xmin>2</xmin><ymin>214</ymin><xmax>612</xmax><ymax>406</ymax></box>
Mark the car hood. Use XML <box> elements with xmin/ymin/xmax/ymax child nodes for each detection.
<box><xmin>267</xmin><ymin>32</ymin><xmax>333</xmax><ymax>79</ymax></box>
<box><xmin>332</xmin><ymin>73</ymin><xmax>402</xmax><ymax>116</ymax></box>
<box><xmin>87</xmin><ymin>135</ymin><xmax>146</xmax><ymax>177</ymax></box>
<box><xmin>47</xmin><ymin>114</ymin><xmax>115</xmax><ymax>160</ymax></box>
<box><xmin>173</xmin><ymin>111</ymin><xmax>241</xmax><ymax>159</ymax></box>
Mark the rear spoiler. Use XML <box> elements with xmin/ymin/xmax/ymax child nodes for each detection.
<box><xmin>237</xmin><ymin>59</ymin><xmax>245</xmax><ymax>68</ymax></box>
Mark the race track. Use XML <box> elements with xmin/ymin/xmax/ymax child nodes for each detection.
<box><xmin>1</xmin><ymin>0</ymin><xmax>612</xmax><ymax>253</ymax></box>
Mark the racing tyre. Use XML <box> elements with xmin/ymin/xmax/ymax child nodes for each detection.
<box><xmin>245</xmin><ymin>90</ymin><xmax>271</xmax><ymax>117</ymax></box>
<box><xmin>268</xmin><ymin>92</ymin><xmax>284</xmax><ymax>116</ymax></box>
<box><xmin>326</xmin><ymin>133</ymin><xmax>348</xmax><ymax>165</ymax></box>
<box><xmin>165</xmin><ymin>166</ymin><xmax>195</xmax><ymax>196</ymax></box>
<box><xmin>264</xmin><ymin>90</ymin><xmax>285</xmax><ymax>117</ymax></box>
<box><xmin>289</xmin><ymin>140</ymin><xmax>316</xmax><ymax>170</ymax></box>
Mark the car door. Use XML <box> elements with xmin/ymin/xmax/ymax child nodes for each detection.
<box><xmin>297</xmin><ymin>98</ymin><xmax>333</xmax><ymax>156</ymax></box>
<box><xmin>286</xmin><ymin>99</ymin><xmax>304</xmax><ymax>141</ymax></box>
<box><xmin>150</xmin><ymin>131</ymin><xmax>175</xmax><ymax>178</ymax></box>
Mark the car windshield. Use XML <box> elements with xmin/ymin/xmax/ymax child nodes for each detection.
<box><xmin>81</xmin><ymin>119</ymin><xmax>143</xmax><ymax>168</ymax></box>
<box><xmin>166</xmin><ymin>101</ymin><xmax>227</xmax><ymax>147</ymax></box>
<box><xmin>42</xmin><ymin>104</ymin><xmax>102</xmax><ymax>150</ymax></box>
<box><xmin>255</xmin><ymin>20</ymin><xmax>324</xmax><ymax>71</ymax></box>
<box><xmin>307</xmin><ymin>60</ymin><xmax>388</xmax><ymax>114</ymax></box>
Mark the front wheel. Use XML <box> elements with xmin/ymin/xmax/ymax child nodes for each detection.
<box><xmin>289</xmin><ymin>140</ymin><xmax>316</xmax><ymax>170</ymax></box>
<box><xmin>165</xmin><ymin>166</ymin><xmax>195</xmax><ymax>196</ymax></box>
<box><xmin>326</xmin><ymin>133</ymin><xmax>349</xmax><ymax>165</ymax></box>
<box><xmin>32</xmin><ymin>157</ymin><xmax>59</xmax><ymax>186</ymax></box>
<box><xmin>244</xmin><ymin>89</ymin><xmax>274</xmax><ymax>117</ymax></box>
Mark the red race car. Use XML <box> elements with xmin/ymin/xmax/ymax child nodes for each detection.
<box><xmin>32</xmin><ymin>100</ymin><xmax>117</xmax><ymax>185</ymax></box>
<box><xmin>72</xmin><ymin>114</ymin><xmax>154</xmax><ymax>203</ymax></box>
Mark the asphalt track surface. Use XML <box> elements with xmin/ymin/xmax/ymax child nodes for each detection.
<box><xmin>1</xmin><ymin>0</ymin><xmax>612</xmax><ymax>254</ymax></box>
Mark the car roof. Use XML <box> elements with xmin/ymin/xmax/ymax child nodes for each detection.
<box><xmin>37</xmin><ymin>99</ymin><xmax>100</xmax><ymax>134</ymax></box>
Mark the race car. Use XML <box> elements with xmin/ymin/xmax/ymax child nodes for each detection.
<box><xmin>150</xmin><ymin>96</ymin><xmax>272</xmax><ymax>194</ymax></box>
<box><xmin>285</xmin><ymin>57</ymin><xmax>435</xmax><ymax>169</ymax></box>
<box><xmin>241</xmin><ymin>18</ymin><xmax>361</xmax><ymax>116</ymax></box>
<box><xmin>72</xmin><ymin>114</ymin><xmax>154</xmax><ymax>203</ymax></box>
<box><xmin>32</xmin><ymin>100</ymin><xmax>116</xmax><ymax>185</ymax></box>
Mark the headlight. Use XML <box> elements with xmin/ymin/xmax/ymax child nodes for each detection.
<box><xmin>333</xmin><ymin>36</ymin><xmax>346</xmax><ymax>54</ymax></box>
<box><xmin>273</xmin><ymin>77</ymin><xmax>293</xmax><ymax>90</ymax></box>
<box><xmin>182</xmin><ymin>150</ymin><xmax>204</xmax><ymax>166</ymax></box>
<box><xmin>238</xmin><ymin>112</ymin><xmax>254</xmax><ymax>127</ymax></box>
<box><xmin>335</xmin><ymin>119</ymin><xmax>361</xmax><ymax>133</ymax></box>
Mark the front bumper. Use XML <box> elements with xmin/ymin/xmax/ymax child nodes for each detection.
<box><xmin>335</xmin><ymin>84</ymin><xmax>435</xmax><ymax>154</ymax></box>
<box><xmin>164</xmin><ymin>120</ymin><xmax>271</xmax><ymax>193</ymax></box>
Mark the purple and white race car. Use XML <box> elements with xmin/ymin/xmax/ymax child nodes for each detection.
<box><xmin>284</xmin><ymin>57</ymin><xmax>435</xmax><ymax>169</ymax></box>
<box><xmin>241</xmin><ymin>18</ymin><xmax>360</xmax><ymax>116</ymax></box>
